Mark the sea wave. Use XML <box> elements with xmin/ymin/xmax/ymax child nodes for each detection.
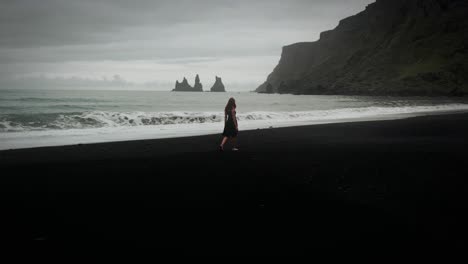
<box><xmin>1</xmin><ymin>103</ymin><xmax>468</xmax><ymax>132</ymax></box>
<box><xmin>0</xmin><ymin>97</ymin><xmax>108</xmax><ymax>103</ymax></box>
<box><xmin>0</xmin><ymin>111</ymin><xmax>224</xmax><ymax>132</ymax></box>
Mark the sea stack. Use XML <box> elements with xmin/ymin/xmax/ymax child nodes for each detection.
<box><xmin>172</xmin><ymin>75</ymin><xmax>203</xmax><ymax>92</ymax></box>
<box><xmin>210</xmin><ymin>76</ymin><xmax>226</xmax><ymax>92</ymax></box>
<box><xmin>194</xmin><ymin>74</ymin><xmax>203</xmax><ymax>91</ymax></box>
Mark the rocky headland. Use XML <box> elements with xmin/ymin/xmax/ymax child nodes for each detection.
<box><xmin>257</xmin><ymin>0</ymin><xmax>468</xmax><ymax>96</ymax></box>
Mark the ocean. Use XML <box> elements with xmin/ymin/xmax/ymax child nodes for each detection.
<box><xmin>1</xmin><ymin>89</ymin><xmax>468</xmax><ymax>150</ymax></box>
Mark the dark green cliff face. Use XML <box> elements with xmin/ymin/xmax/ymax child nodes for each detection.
<box><xmin>257</xmin><ymin>0</ymin><xmax>468</xmax><ymax>96</ymax></box>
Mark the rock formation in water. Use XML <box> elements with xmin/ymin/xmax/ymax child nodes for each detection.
<box><xmin>210</xmin><ymin>76</ymin><xmax>226</xmax><ymax>92</ymax></box>
<box><xmin>256</xmin><ymin>0</ymin><xmax>468</xmax><ymax>96</ymax></box>
<box><xmin>194</xmin><ymin>74</ymin><xmax>203</xmax><ymax>91</ymax></box>
<box><xmin>173</xmin><ymin>75</ymin><xmax>203</xmax><ymax>92</ymax></box>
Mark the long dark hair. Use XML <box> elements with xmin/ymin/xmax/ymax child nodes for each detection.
<box><xmin>225</xmin><ymin>97</ymin><xmax>236</xmax><ymax>114</ymax></box>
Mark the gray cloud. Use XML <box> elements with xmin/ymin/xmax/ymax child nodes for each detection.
<box><xmin>1</xmin><ymin>0</ymin><xmax>374</xmax><ymax>48</ymax></box>
<box><xmin>0</xmin><ymin>0</ymin><xmax>208</xmax><ymax>47</ymax></box>
<box><xmin>0</xmin><ymin>0</ymin><xmax>374</xmax><ymax>88</ymax></box>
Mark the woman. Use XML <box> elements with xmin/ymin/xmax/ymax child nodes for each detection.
<box><xmin>219</xmin><ymin>97</ymin><xmax>239</xmax><ymax>151</ymax></box>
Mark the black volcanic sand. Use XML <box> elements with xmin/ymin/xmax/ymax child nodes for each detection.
<box><xmin>1</xmin><ymin>113</ymin><xmax>468</xmax><ymax>256</ymax></box>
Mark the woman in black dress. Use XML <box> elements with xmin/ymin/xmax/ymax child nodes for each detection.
<box><xmin>219</xmin><ymin>97</ymin><xmax>238</xmax><ymax>151</ymax></box>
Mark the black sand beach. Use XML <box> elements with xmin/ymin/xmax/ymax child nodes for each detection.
<box><xmin>1</xmin><ymin>113</ymin><xmax>468</xmax><ymax>256</ymax></box>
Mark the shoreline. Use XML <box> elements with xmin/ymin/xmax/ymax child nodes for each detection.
<box><xmin>2</xmin><ymin>107</ymin><xmax>468</xmax><ymax>151</ymax></box>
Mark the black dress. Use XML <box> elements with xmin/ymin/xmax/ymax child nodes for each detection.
<box><xmin>222</xmin><ymin>110</ymin><xmax>238</xmax><ymax>137</ymax></box>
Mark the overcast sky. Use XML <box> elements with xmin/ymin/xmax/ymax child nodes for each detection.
<box><xmin>0</xmin><ymin>0</ymin><xmax>374</xmax><ymax>91</ymax></box>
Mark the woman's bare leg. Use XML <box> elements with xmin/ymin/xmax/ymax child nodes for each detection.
<box><xmin>220</xmin><ymin>136</ymin><xmax>228</xmax><ymax>147</ymax></box>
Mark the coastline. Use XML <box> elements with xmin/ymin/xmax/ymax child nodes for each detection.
<box><xmin>2</xmin><ymin>105</ymin><xmax>468</xmax><ymax>151</ymax></box>
<box><xmin>1</xmin><ymin>112</ymin><xmax>468</xmax><ymax>255</ymax></box>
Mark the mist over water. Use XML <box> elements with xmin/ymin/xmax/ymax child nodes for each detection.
<box><xmin>1</xmin><ymin>89</ymin><xmax>468</xmax><ymax>149</ymax></box>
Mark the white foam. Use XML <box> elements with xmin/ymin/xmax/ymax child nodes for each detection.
<box><xmin>1</xmin><ymin>104</ymin><xmax>468</xmax><ymax>150</ymax></box>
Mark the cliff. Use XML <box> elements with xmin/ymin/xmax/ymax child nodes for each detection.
<box><xmin>256</xmin><ymin>0</ymin><xmax>468</xmax><ymax>96</ymax></box>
